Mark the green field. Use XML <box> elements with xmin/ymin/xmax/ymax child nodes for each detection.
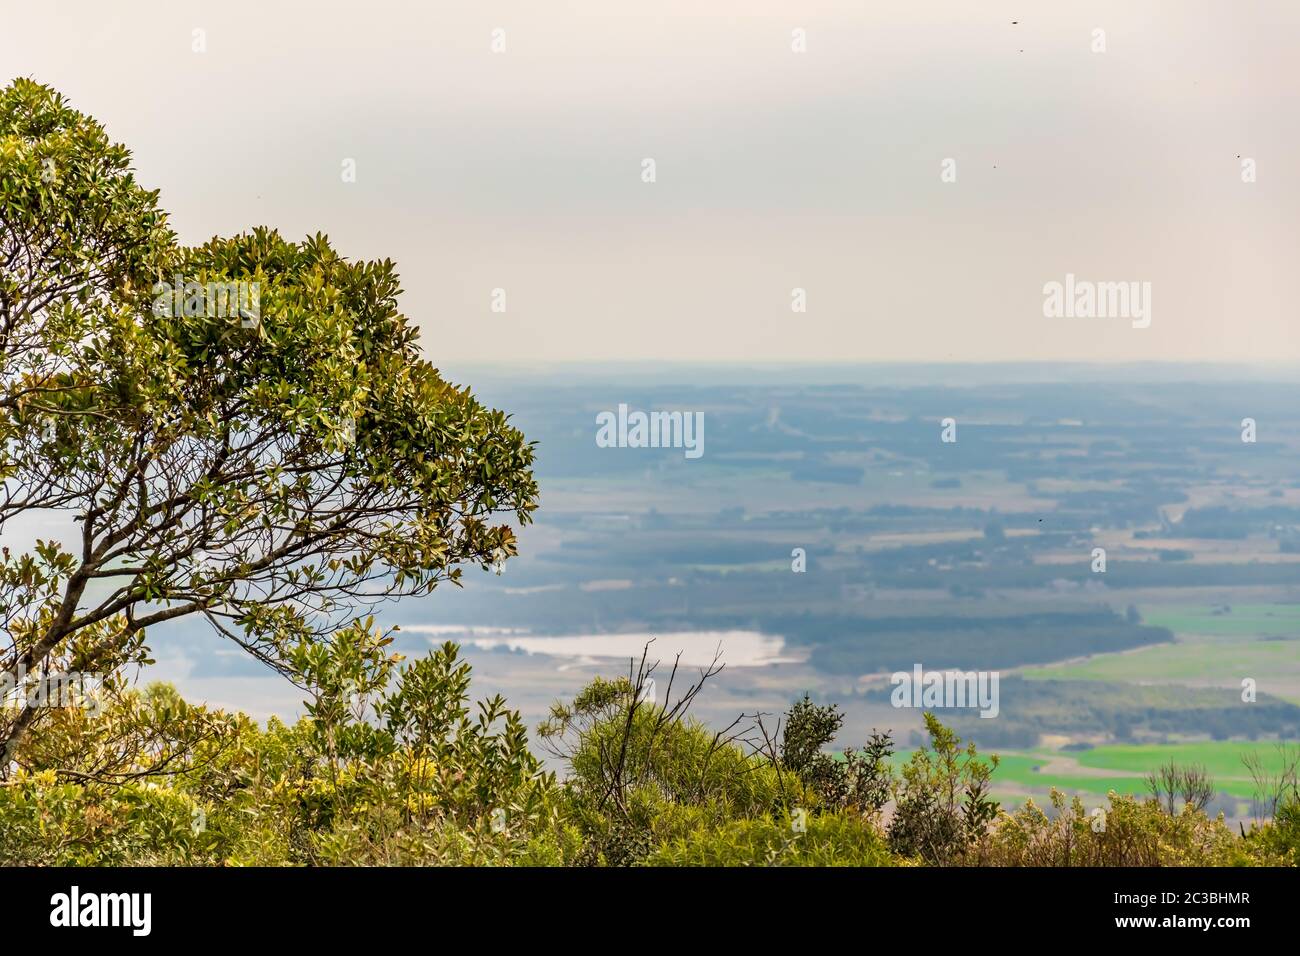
<box><xmin>1020</xmin><ymin>639</ymin><xmax>1300</xmax><ymax>703</ymax></box>
<box><xmin>897</xmin><ymin>741</ymin><xmax>1295</xmax><ymax>803</ymax></box>
<box><xmin>987</xmin><ymin>753</ymin><xmax>1150</xmax><ymax>797</ymax></box>
<box><xmin>889</xmin><ymin>748</ymin><xmax>1151</xmax><ymax>798</ymax></box>
<box><xmin>992</xmin><ymin>743</ymin><xmax>1290</xmax><ymax>801</ymax></box>
<box><xmin>1075</xmin><ymin>741</ymin><xmax>1297</xmax><ymax>779</ymax></box>
<box><xmin>1019</xmin><ymin>603</ymin><xmax>1300</xmax><ymax>704</ymax></box>
<box><xmin>1142</xmin><ymin>603</ymin><xmax>1300</xmax><ymax>639</ymax></box>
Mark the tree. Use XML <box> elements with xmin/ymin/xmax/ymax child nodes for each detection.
<box><xmin>1242</xmin><ymin>743</ymin><xmax>1300</xmax><ymax>823</ymax></box>
<box><xmin>537</xmin><ymin>644</ymin><xmax>777</xmax><ymax>864</ymax></box>
<box><xmin>1145</xmin><ymin>762</ymin><xmax>1215</xmax><ymax>815</ymax></box>
<box><xmin>758</xmin><ymin>693</ymin><xmax>893</xmax><ymax>816</ymax></box>
<box><xmin>888</xmin><ymin>712</ymin><xmax>999</xmax><ymax>864</ymax></box>
<box><xmin>1</xmin><ymin>78</ymin><xmax>172</xmax><ymax>429</ymax></box>
<box><xmin>0</xmin><ymin>79</ymin><xmax>538</xmax><ymax>772</ymax></box>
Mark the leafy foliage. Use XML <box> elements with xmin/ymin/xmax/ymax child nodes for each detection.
<box><xmin>776</xmin><ymin>694</ymin><xmax>893</xmax><ymax>816</ymax></box>
<box><xmin>646</xmin><ymin>811</ymin><xmax>895</xmax><ymax>867</ymax></box>
<box><xmin>976</xmin><ymin>789</ymin><xmax>1244</xmax><ymax>867</ymax></box>
<box><xmin>2</xmin><ymin>641</ymin><xmax>569</xmax><ymax>866</ymax></box>
<box><xmin>538</xmin><ymin>661</ymin><xmax>786</xmax><ymax>865</ymax></box>
<box><xmin>887</xmin><ymin>712</ymin><xmax>999</xmax><ymax>864</ymax></box>
<box><xmin>0</xmin><ymin>79</ymin><xmax>537</xmax><ymax>770</ymax></box>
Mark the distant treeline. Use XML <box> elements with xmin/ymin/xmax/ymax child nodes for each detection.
<box><xmin>767</xmin><ymin>608</ymin><xmax>1169</xmax><ymax>673</ymax></box>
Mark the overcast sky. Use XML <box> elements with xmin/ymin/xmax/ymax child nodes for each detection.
<box><xmin>4</xmin><ymin>1</ymin><xmax>1298</xmax><ymax>365</ymax></box>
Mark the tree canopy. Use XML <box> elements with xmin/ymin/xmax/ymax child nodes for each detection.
<box><xmin>0</xmin><ymin>78</ymin><xmax>537</xmax><ymax>768</ymax></box>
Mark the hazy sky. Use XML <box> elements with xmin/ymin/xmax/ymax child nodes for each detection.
<box><xmin>4</xmin><ymin>1</ymin><xmax>1298</xmax><ymax>364</ymax></box>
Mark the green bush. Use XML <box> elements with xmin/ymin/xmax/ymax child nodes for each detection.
<box><xmin>976</xmin><ymin>789</ymin><xmax>1245</xmax><ymax>867</ymax></box>
<box><xmin>888</xmin><ymin>713</ymin><xmax>999</xmax><ymax>864</ymax></box>
<box><xmin>1</xmin><ymin>640</ymin><xmax>570</xmax><ymax>867</ymax></box>
<box><xmin>2</xmin><ymin>654</ymin><xmax>1295</xmax><ymax>867</ymax></box>
<box><xmin>1240</xmin><ymin>796</ymin><xmax>1300</xmax><ymax>866</ymax></box>
<box><xmin>0</xmin><ymin>772</ymin><xmax>205</xmax><ymax>866</ymax></box>
<box><xmin>646</xmin><ymin>811</ymin><xmax>895</xmax><ymax>867</ymax></box>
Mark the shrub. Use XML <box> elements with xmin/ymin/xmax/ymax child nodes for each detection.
<box><xmin>776</xmin><ymin>694</ymin><xmax>894</xmax><ymax>816</ymax></box>
<box><xmin>975</xmin><ymin>790</ymin><xmax>1244</xmax><ymax>867</ymax></box>
<box><xmin>1</xmin><ymin>641</ymin><xmax>569</xmax><ymax>867</ymax></box>
<box><xmin>1240</xmin><ymin>796</ymin><xmax>1300</xmax><ymax>866</ymax></box>
<box><xmin>888</xmin><ymin>713</ymin><xmax>999</xmax><ymax>864</ymax></box>
<box><xmin>646</xmin><ymin>811</ymin><xmax>896</xmax><ymax>867</ymax></box>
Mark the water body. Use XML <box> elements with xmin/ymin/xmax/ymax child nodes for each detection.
<box><xmin>400</xmin><ymin>626</ymin><xmax>798</xmax><ymax>670</ymax></box>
